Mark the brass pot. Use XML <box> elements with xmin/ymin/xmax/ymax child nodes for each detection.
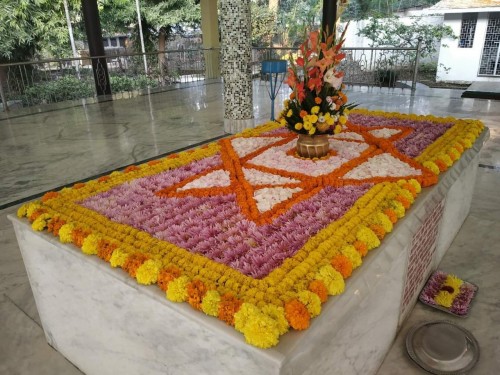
<box><xmin>296</xmin><ymin>134</ymin><xmax>330</xmax><ymax>158</ymax></box>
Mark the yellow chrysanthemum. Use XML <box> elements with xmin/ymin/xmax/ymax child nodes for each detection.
<box><xmin>261</xmin><ymin>305</ymin><xmax>289</xmax><ymax>335</ymax></box>
<box><xmin>434</xmin><ymin>291</ymin><xmax>455</xmax><ymax>308</ymax></box>
<box><xmin>308</xmin><ymin>127</ymin><xmax>316</xmax><ymax>135</ymax></box>
<box><xmin>109</xmin><ymin>248</ymin><xmax>129</xmax><ymax>268</ymax></box>
<box><xmin>31</xmin><ymin>213</ymin><xmax>51</xmax><ymax>231</ymax></box>
<box><xmin>334</xmin><ymin>124</ymin><xmax>342</xmax><ymax>134</ymax></box>
<box><xmin>303</xmin><ymin>122</ymin><xmax>312</xmax><ymax>131</ymax></box>
<box><xmin>166</xmin><ymin>275</ymin><xmax>189</xmax><ymax>302</ymax></box>
<box><xmin>81</xmin><ymin>233</ymin><xmax>100</xmax><ymax>255</ymax></box>
<box><xmin>242</xmin><ymin>313</ymin><xmax>280</xmax><ymax>349</ymax></box>
<box><xmin>234</xmin><ymin>303</ymin><xmax>261</xmax><ymax>333</ymax></box>
<box><xmin>295</xmin><ymin>122</ymin><xmax>303</xmax><ymax>130</ymax></box>
<box><xmin>297</xmin><ymin>290</ymin><xmax>321</xmax><ymax>318</ymax></box>
<box><xmin>356</xmin><ymin>226</ymin><xmax>380</xmax><ymax>250</ymax></box>
<box><xmin>344</xmin><ymin>108</ymin><xmax>350</xmax><ymax>115</ymax></box>
<box><xmin>311</xmin><ymin>106</ymin><xmax>320</xmax><ymax>114</ymax></box>
<box><xmin>136</xmin><ymin>259</ymin><xmax>161</xmax><ymax>285</ymax></box>
<box><xmin>315</xmin><ymin>265</ymin><xmax>345</xmax><ymax>295</ymax></box>
<box><xmin>340</xmin><ymin>244</ymin><xmax>362</xmax><ymax>269</ymax></box>
<box><xmin>286</xmin><ymin>109</ymin><xmax>293</xmax><ymax>117</ymax></box>
<box><xmin>201</xmin><ymin>290</ymin><xmax>221</xmax><ymax>317</ymax></box>
<box><xmin>339</xmin><ymin>115</ymin><xmax>347</xmax><ymax>125</ymax></box>
<box><xmin>58</xmin><ymin>223</ymin><xmax>75</xmax><ymax>243</ymax></box>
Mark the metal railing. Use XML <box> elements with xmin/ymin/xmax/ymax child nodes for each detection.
<box><xmin>0</xmin><ymin>44</ymin><xmax>421</xmax><ymax>112</ymax></box>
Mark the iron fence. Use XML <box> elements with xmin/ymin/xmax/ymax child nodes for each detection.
<box><xmin>0</xmin><ymin>44</ymin><xmax>421</xmax><ymax>112</ymax></box>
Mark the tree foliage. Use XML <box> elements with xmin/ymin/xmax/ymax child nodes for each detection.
<box><xmin>342</xmin><ymin>0</ymin><xmax>442</xmax><ymax>20</ymax></box>
<box><xmin>0</xmin><ymin>0</ymin><xmax>83</xmax><ymax>61</ymax></box>
<box><xmin>250</xmin><ymin>1</ymin><xmax>276</xmax><ymax>46</ymax></box>
<box><xmin>357</xmin><ymin>15</ymin><xmax>456</xmax><ymax>58</ymax></box>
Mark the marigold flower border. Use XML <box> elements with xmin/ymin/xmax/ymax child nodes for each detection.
<box><xmin>18</xmin><ymin>109</ymin><xmax>484</xmax><ymax>349</ymax></box>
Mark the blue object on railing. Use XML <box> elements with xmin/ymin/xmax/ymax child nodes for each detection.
<box><xmin>261</xmin><ymin>60</ymin><xmax>287</xmax><ymax>120</ymax></box>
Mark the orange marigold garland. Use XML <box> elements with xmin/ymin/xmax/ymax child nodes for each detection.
<box><xmin>187</xmin><ymin>279</ymin><xmax>209</xmax><ymax>311</ymax></box>
<box><xmin>353</xmin><ymin>240</ymin><xmax>368</xmax><ymax>257</ymax></box>
<box><xmin>284</xmin><ymin>299</ymin><xmax>310</xmax><ymax>330</ymax></box>
<box><xmin>122</xmin><ymin>253</ymin><xmax>150</xmax><ymax>278</ymax></box>
<box><xmin>218</xmin><ymin>293</ymin><xmax>243</xmax><ymax>326</ymax></box>
<box><xmin>97</xmin><ymin>239</ymin><xmax>118</xmax><ymax>262</ymax></box>
<box><xmin>308</xmin><ymin>280</ymin><xmax>328</xmax><ymax>303</ymax></box>
<box><xmin>71</xmin><ymin>228</ymin><xmax>91</xmax><ymax>248</ymax></box>
<box><xmin>331</xmin><ymin>254</ymin><xmax>353</xmax><ymax>279</ymax></box>
<box><xmin>157</xmin><ymin>266</ymin><xmax>182</xmax><ymax>291</ymax></box>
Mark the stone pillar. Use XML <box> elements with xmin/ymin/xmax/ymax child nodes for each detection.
<box><xmin>200</xmin><ymin>0</ymin><xmax>220</xmax><ymax>79</ymax></box>
<box><xmin>220</xmin><ymin>0</ymin><xmax>254</xmax><ymax>134</ymax></box>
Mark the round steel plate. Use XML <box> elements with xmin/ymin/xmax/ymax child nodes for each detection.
<box><xmin>406</xmin><ymin>321</ymin><xmax>480</xmax><ymax>374</ymax></box>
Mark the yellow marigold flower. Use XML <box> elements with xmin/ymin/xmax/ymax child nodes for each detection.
<box><xmin>261</xmin><ymin>305</ymin><xmax>289</xmax><ymax>335</ymax></box>
<box><xmin>303</xmin><ymin>122</ymin><xmax>312</xmax><ymax>130</ymax></box>
<box><xmin>110</xmin><ymin>171</ymin><xmax>122</xmax><ymax>177</ymax></box>
<box><xmin>201</xmin><ymin>290</ymin><xmax>221</xmax><ymax>317</ymax></box>
<box><xmin>315</xmin><ymin>265</ymin><xmax>345</xmax><ymax>295</ymax></box>
<box><xmin>326</xmin><ymin>116</ymin><xmax>335</xmax><ymax>125</ymax></box>
<box><xmin>440</xmin><ymin>154</ymin><xmax>453</xmax><ymax>167</ymax></box>
<box><xmin>242</xmin><ymin>312</ymin><xmax>280</xmax><ymax>349</ymax></box>
<box><xmin>286</xmin><ymin>109</ymin><xmax>293</xmax><ymax>117</ymax></box>
<box><xmin>81</xmin><ymin>233</ymin><xmax>100</xmax><ymax>255</ymax></box>
<box><xmin>310</xmin><ymin>114</ymin><xmax>318</xmax><ymax>123</ymax></box>
<box><xmin>423</xmin><ymin>161</ymin><xmax>440</xmax><ymax>175</ymax></box>
<box><xmin>295</xmin><ymin>123</ymin><xmax>303</xmax><ymax>130</ymax></box>
<box><xmin>399</xmin><ymin>189</ymin><xmax>414</xmax><ymax>203</ymax></box>
<box><xmin>339</xmin><ymin>115</ymin><xmax>347</xmax><ymax>125</ymax></box>
<box><xmin>136</xmin><ymin>259</ymin><xmax>161</xmax><ymax>285</ymax></box>
<box><xmin>391</xmin><ymin>201</ymin><xmax>405</xmax><ymax>218</ymax></box>
<box><xmin>375</xmin><ymin>212</ymin><xmax>393</xmax><ymax>233</ymax></box>
<box><xmin>109</xmin><ymin>248</ymin><xmax>129</xmax><ymax>268</ymax></box>
<box><xmin>311</xmin><ymin>106</ymin><xmax>320</xmax><ymax>114</ymax></box>
<box><xmin>166</xmin><ymin>275</ymin><xmax>189</xmax><ymax>302</ymax></box>
<box><xmin>356</xmin><ymin>226</ymin><xmax>380</xmax><ymax>250</ymax></box>
<box><xmin>58</xmin><ymin>223</ymin><xmax>75</xmax><ymax>243</ymax></box>
<box><xmin>340</xmin><ymin>244</ymin><xmax>362</xmax><ymax>269</ymax></box>
<box><xmin>334</xmin><ymin>124</ymin><xmax>342</xmax><ymax>134</ymax></box>
<box><xmin>26</xmin><ymin>202</ymin><xmax>41</xmax><ymax>218</ymax></box>
<box><xmin>297</xmin><ymin>290</ymin><xmax>321</xmax><ymax>318</ymax></box>
<box><xmin>308</xmin><ymin>127</ymin><xmax>316</xmax><ymax>135</ymax></box>
<box><xmin>17</xmin><ymin>204</ymin><xmax>29</xmax><ymax>218</ymax></box>
<box><xmin>31</xmin><ymin>213</ymin><xmax>51</xmax><ymax>231</ymax></box>
<box><xmin>234</xmin><ymin>303</ymin><xmax>261</xmax><ymax>333</ymax></box>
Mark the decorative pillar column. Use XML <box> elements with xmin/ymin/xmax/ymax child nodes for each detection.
<box><xmin>220</xmin><ymin>0</ymin><xmax>254</xmax><ymax>134</ymax></box>
<box><xmin>322</xmin><ymin>0</ymin><xmax>338</xmax><ymax>38</ymax></box>
<box><xmin>200</xmin><ymin>0</ymin><xmax>220</xmax><ymax>79</ymax></box>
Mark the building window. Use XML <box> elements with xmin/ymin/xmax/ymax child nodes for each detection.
<box><xmin>459</xmin><ymin>13</ymin><xmax>477</xmax><ymax>48</ymax></box>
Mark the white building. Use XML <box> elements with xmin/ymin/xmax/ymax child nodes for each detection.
<box><xmin>430</xmin><ymin>0</ymin><xmax>500</xmax><ymax>83</ymax></box>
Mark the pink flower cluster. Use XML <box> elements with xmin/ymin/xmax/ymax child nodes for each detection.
<box><xmin>81</xmin><ymin>156</ymin><xmax>371</xmax><ymax>279</ymax></box>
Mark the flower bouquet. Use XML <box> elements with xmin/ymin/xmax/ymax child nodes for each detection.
<box><xmin>281</xmin><ymin>26</ymin><xmax>357</xmax><ymax>137</ymax></box>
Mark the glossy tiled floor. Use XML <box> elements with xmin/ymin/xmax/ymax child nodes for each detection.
<box><xmin>0</xmin><ymin>80</ymin><xmax>499</xmax><ymax>374</ymax></box>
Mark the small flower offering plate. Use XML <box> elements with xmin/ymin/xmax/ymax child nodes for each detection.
<box><xmin>419</xmin><ymin>271</ymin><xmax>478</xmax><ymax>317</ymax></box>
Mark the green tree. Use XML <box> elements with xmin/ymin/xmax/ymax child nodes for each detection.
<box><xmin>0</xmin><ymin>0</ymin><xmax>83</xmax><ymax>61</ymax></box>
<box><xmin>251</xmin><ymin>1</ymin><xmax>277</xmax><ymax>46</ymax></box>
<box><xmin>277</xmin><ymin>0</ymin><xmax>322</xmax><ymax>46</ymax></box>
<box><xmin>357</xmin><ymin>15</ymin><xmax>456</xmax><ymax>58</ymax></box>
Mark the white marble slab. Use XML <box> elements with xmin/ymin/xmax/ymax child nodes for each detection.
<box><xmin>9</xmin><ymin>130</ymin><xmax>487</xmax><ymax>375</ymax></box>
